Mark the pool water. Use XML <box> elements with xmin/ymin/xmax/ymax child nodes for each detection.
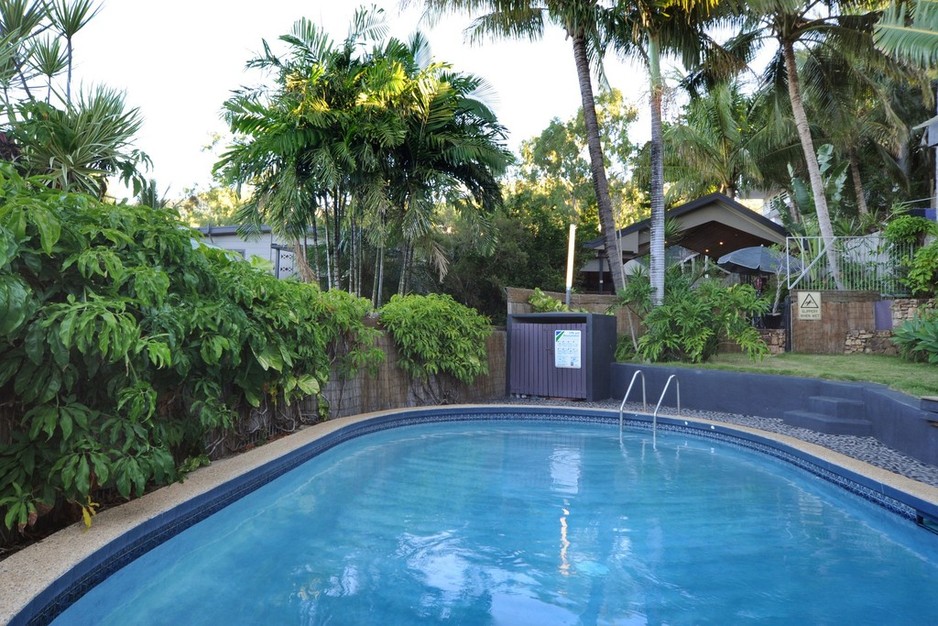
<box><xmin>54</xmin><ymin>421</ymin><xmax>938</xmax><ymax>624</ymax></box>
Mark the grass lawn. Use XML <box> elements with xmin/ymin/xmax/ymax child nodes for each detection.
<box><xmin>668</xmin><ymin>353</ymin><xmax>938</xmax><ymax>398</ymax></box>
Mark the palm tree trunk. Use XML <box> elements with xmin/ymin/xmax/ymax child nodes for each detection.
<box><xmin>332</xmin><ymin>189</ymin><xmax>342</xmax><ymax>290</ymax></box>
<box><xmin>292</xmin><ymin>239</ymin><xmax>315</xmax><ymax>283</ymax></box>
<box><xmin>783</xmin><ymin>40</ymin><xmax>843</xmax><ymax>289</ymax></box>
<box><xmin>374</xmin><ymin>243</ymin><xmax>385</xmax><ymax>307</ymax></box>
<box><xmin>322</xmin><ymin>202</ymin><xmax>333</xmax><ymax>288</ymax></box>
<box><xmin>648</xmin><ymin>35</ymin><xmax>666</xmax><ymax>306</ymax></box>
<box><xmin>310</xmin><ymin>208</ymin><xmax>322</xmax><ymax>286</ymax></box>
<box><xmin>847</xmin><ymin>151</ymin><xmax>869</xmax><ymax>216</ymax></box>
<box><xmin>570</xmin><ymin>31</ymin><xmax>625</xmax><ymax>294</ymax></box>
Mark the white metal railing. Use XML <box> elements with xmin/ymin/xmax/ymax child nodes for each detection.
<box><xmin>786</xmin><ymin>236</ymin><xmax>914</xmax><ymax>296</ymax></box>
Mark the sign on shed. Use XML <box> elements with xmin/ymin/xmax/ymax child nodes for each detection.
<box><xmin>554</xmin><ymin>330</ymin><xmax>582</xmax><ymax>369</ymax></box>
<box><xmin>797</xmin><ymin>291</ymin><xmax>822</xmax><ymax>320</ymax></box>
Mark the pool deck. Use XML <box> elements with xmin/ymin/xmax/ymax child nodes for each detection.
<box><xmin>3</xmin><ymin>404</ymin><xmax>938</xmax><ymax>625</ymax></box>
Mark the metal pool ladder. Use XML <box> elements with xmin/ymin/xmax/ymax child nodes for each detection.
<box><xmin>618</xmin><ymin>370</ymin><xmax>647</xmax><ymax>435</ymax></box>
<box><xmin>652</xmin><ymin>374</ymin><xmax>681</xmax><ymax>435</ymax></box>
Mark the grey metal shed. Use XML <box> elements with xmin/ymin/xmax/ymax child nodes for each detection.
<box><xmin>507</xmin><ymin>313</ymin><xmax>617</xmax><ymax>401</ymax></box>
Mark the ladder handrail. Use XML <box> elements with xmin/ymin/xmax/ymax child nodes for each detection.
<box><xmin>618</xmin><ymin>370</ymin><xmax>646</xmax><ymax>433</ymax></box>
<box><xmin>652</xmin><ymin>374</ymin><xmax>681</xmax><ymax>433</ymax></box>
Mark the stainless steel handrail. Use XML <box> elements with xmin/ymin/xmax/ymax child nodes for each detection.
<box><xmin>652</xmin><ymin>374</ymin><xmax>681</xmax><ymax>435</ymax></box>
<box><xmin>618</xmin><ymin>370</ymin><xmax>646</xmax><ymax>435</ymax></box>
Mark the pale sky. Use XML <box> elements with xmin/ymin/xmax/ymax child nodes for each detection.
<box><xmin>71</xmin><ymin>1</ymin><xmax>648</xmax><ymax>199</ymax></box>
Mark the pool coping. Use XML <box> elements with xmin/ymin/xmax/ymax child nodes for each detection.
<box><xmin>3</xmin><ymin>404</ymin><xmax>938</xmax><ymax>625</ymax></box>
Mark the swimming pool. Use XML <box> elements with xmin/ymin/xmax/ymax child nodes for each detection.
<box><xmin>28</xmin><ymin>409</ymin><xmax>938</xmax><ymax>625</ymax></box>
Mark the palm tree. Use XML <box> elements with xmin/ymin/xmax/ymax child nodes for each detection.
<box><xmin>381</xmin><ymin>38</ymin><xmax>511</xmax><ymax>295</ymax></box>
<box><xmin>217</xmin><ymin>10</ymin><xmax>391</xmax><ymax>289</ymax></box>
<box><xmin>409</xmin><ymin>0</ymin><xmax>631</xmax><ymax>293</ymax></box>
<box><xmin>732</xmin><ymin>1</ymin><xmax>889</xmax><ymax>289</ymax></box>
<box><xmin>665</xmin><ymin>80</ymin><xmax>761</xmax><ymax>200</ymax></box>
<box><xmin>218</xmin><ymin>9</ymin><xmax>510</xmax><ymax>300</ymax></box>
<box><xmin>798</xmin><ymin>44</ymin><xmax>922</xmax><ymax>219</ymax></box>
<box><xmin>606</xmin><ymin>0</ymin><xmax>730</xmax><ymax>304</ymax></box>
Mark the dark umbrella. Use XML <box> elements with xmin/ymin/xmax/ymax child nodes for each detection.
<box><xmin>717</xmin><ymin>246</ymin><xmax>801</xmax><ymax>275</ymax></box>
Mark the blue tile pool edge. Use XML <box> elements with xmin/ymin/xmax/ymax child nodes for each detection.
<box><xmin>11</xmin><ymin>404</ymin><xmax>938</xmax><ymax>626</ymax></box>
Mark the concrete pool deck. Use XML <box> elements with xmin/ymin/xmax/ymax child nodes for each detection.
<box><xmin>3</xmin><ymin>404</ymin><xmax>938</xmax><ymax>625</ymax></box>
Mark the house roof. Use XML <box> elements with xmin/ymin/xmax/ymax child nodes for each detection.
<box><xmin>585</xmin><ymin>192</ymin><xmax>788</xmax><ymax>261</ymax></box>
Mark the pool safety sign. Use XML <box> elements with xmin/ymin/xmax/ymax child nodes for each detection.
<box><xmin>797</xmin><ymin>291</ymin><xmax>822</xmax><ymax>320</ymax></box>
<box><xmin>554</xmin><ymin>330</ymin><xmax>582</xmax><ymax>369</ymax></box>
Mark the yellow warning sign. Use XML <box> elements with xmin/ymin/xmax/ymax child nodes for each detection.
<box><xmin>797</xmin><ymin>291</ymin><xmax>822</xmax><ymax>320</ymax></box>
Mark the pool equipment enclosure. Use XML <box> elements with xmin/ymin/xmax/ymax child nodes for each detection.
<box><xmin>507</xmin><ymin>312</ymin><xmax>617</xmax><ymax>401</ymax></box>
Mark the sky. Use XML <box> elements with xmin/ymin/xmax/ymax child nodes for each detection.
<box><xmin>70</xmin><ymin>1</ymin><xmax>650</xmax><ymax>200</ymax></box>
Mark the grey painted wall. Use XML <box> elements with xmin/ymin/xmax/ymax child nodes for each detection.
<box><xmin>611</xmin><ymin>363</ymin><xmax>938</xmax><ymax>467</ymax></box>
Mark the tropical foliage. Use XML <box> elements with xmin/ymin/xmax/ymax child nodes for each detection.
<box><xmin>875</xmin><ymin>0</ymin><xmax>938</xmax><ymax>66</ymax></box>
<box><xmin>216</xmin><ymin>8</ymin><xmax>511</xmax><ymax>303</ymax></box>
<box><xmin>892</xmin><ymin>308</ymin><xmax>938</xmax><ymax>363</ymax></box>
<box><xmin>378</xmin><ymin>293</ymin><xmax>491</xmax><ymax>403</ymax></box>
<box><xmin>0</xmin><ymin>168</ymin><xmax>380</xmax><ymax>534</ymax></box>
<box><xmin>613</xmin><ymin>268</ymin><xmax>769</xmax><ymax>363</ymax></box>
<box><xmin>0</xmin><ymin>0</ymin><xmax>150</xmax><ymax>198</ymax></box>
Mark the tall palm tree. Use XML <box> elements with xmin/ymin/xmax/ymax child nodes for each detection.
<box><xmin>606</xmin><ymin>0</ymin><xmax>729</xmax><ymax>304</ymax></box>
<box><xmin>410</xmin><ymin>0</ymin><xmax>630</xmax><ymax>293</ymax></box>
<box><xmin>732</xmin><ymin>1</ymin><xmax>888</xmax><ymax>289</ymax></box>
<box><xmin>799</xmin><ymin>43</ymin><xmax>921</xmax><ymax>219</ymax></box>
<box><xmin>218</xmin><ymin>9</ymin><xmax>510</xmax><ymax>299</ymax></box>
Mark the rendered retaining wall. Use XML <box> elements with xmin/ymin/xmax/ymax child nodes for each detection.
<box><xmin>611</xmin><ymin>362</ymin><xmax>938</xmax><ymax>467</ymax></box>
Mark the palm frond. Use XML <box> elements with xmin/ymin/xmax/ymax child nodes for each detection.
<box><xmin>875</xmin><ymin>0</ymin><xmax>938</xmax><ymax>66</ymax></box>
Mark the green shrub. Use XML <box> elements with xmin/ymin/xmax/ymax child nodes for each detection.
<box><xmin>379</xmin><ymin>293</ymin><xmax>491</xmax><ymax>402</ymax></box>
<box><xmin>0</xmin><ymin>165</ymin><xmax>380</xmax><ymax>533</ymax></box>
<box><xmin>892</xmin><ymin>310</ymin><xmax>938</xmax><ymax>364</ymax></box>
<box><xmin>615</xmin><ymin>269</ymin><xmax>769</xmax><ymax>363</ymax></box>
<box><xmin>883</xmin><ymin>215</ymin><xmax>937</xmax><ymax>247</ymax></box>
<box><xmin>903</xmin><ymin>242</ymin><xmax>938</xmax><ymax>297</ymax></box>
<box><xmin>528</xmin><ymin>287</ymin><xmax>568</xmax><ymax>312</ymax></box>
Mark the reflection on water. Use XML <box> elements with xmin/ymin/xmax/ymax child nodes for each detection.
<box><xmin>53</xmin><ymin>422</ymin><xmax>938</xmax><ymax>626</ymax></box>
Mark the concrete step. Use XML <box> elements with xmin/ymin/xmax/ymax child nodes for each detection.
<box><xmin>782</xmin><ymin>410</ymin><xmax>873</xmax><ymax>436</ymax></box>
<box><xmin>807</xmin><ymin>395</ymin><xmax>866</xmax><ymax>419</ymax></box>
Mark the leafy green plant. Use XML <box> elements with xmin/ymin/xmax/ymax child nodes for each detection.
<box><xmin>0</xmin><ymin>165</ymin><xmax>380</xmax><ymax>534</ymax></box>
<box><xmin>883</xmin><ymin>215</ymin><xmax>937</xmax><ymax>247</ymax></box>
<box><xmin>902</xmin><ymin>242</ymin><xmax>938</xmax><ymax>297</ymax></box>
<box><xmin>614</xmin><ymin>268</ymin><xmax>768</xmax><ymax>363</ymax></box>
<box><xmin>892</xmin><ymin>310</ymin><xmax>938</xmax><ymax>364</ymax></box>
<box><xmin>527</xmin><ymin>287</ymin><xmax>585</xmax><ymax>312</ymax></box>
<box><xmin>379</xmin><ymin>293</ymin><xmax>491</xmax><ymax>403</ymax></box>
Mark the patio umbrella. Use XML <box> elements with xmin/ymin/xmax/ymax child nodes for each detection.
<box><xmin>717</xmin><ymin>246</ymin><xmax>801</xmax><ymax>275</ymax></box>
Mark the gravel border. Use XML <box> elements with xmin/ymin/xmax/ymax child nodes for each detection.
<box><xmin>495</xmin><ymin>396</ymin><xmax>938</xmax><ymax>488</ymax></box>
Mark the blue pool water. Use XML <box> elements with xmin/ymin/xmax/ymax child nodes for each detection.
<box><xmin>53</xmin><ymin>420</ymin><xmax>938</xmax><ymax>624</ymax></box>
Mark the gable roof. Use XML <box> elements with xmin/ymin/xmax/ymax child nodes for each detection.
<box><xmin>585</xmin><ymin>192</ymin><xmax>788</xmax><ymax>260</ymax></box>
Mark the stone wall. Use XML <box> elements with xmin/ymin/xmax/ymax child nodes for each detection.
<box><xmin>843</xmin><ymin>330</ymin><xmax>898</xmax><ymax>356</ymax></box>
<box><xmin>841</xmin><ymin>298</ymin><xmax>935</xmax><ymax>355</ymax></box>
<box><xmin>891</xmin><ymin>297</ymin><xmax>937</xmax><ymax>326</ymax></box>
<box><xmin>761</xmin><ymin>329</ymin><xmax>786</xmax><ymax>355</ymax></box>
